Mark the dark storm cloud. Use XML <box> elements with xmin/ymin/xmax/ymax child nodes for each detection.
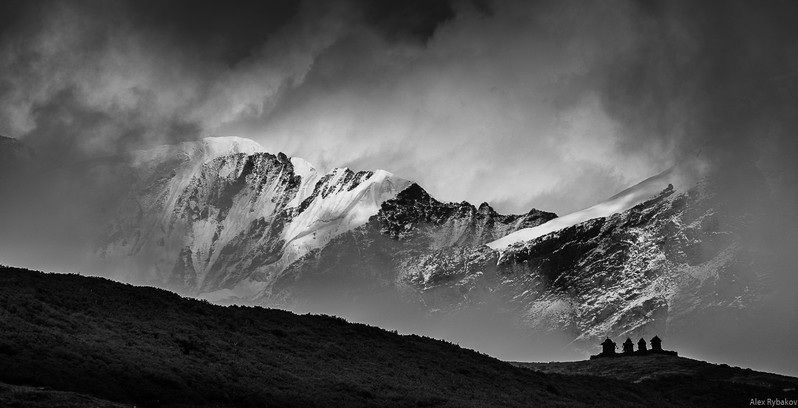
<box><xmin>356</xmin><ymin>0</ymin><xmax>456</xmax><ymax>43</ymax></box>
<box><xmin>122</xmin><ymin>0</ymin><xmax>301</xmax><ymax>66</ymax></box>
<box><xmin>4</xmin><ymin>0</ymin><xmax>798</xmax><ymax>212</ymax></box>
<box><xmin>230</xmin><ymin>0</ymin><xmax>676</xmax><ymax>213</ymax></box>
<box><xmin>0</xmin><ymin>0</ymin><xmax>457</xmax><ymax>160</ymax></box>
<box><xmin>247</xmin><ymin>0</ymin><xmax>798</xmax><ymax>214</ymax></box>
<box><xmin>595</xmin><ymin>0</ymin><xmax>798</xmax><ymax>172</ymax></box>
<box><xmin>0</xmin><ymin>0</ymin><xmax>454</xmax><ymax>63</ymax></box>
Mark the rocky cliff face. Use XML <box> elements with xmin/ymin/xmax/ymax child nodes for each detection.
<box><xmin>99</xmin><ymin>138</ymin><xmax>412</xmax><ymax>300</ymax></box>
<box><xmin>489</xmin><ymin>183</ymin><xmax>759</xmax><ymax>344</ymax></box>
<box><xmin>378</xmin><ymin>183</ymin><xmax>556</xmax><ymax>248</ymax></box>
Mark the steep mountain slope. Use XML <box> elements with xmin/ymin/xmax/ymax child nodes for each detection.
<box><xmin>274</xmin><ymin>164</ymin><xmax>776</xmax><ymax>361</ymax></box>
<box><xmin>2</xmin><ymin>266</ymin><xmax>795</xmax><ymax>408</ymax></box>
<box><xmin>99</xmin><ymin>137</ymin><xmax>412</xmax><ymax>299</ymax></box>
<box><xmin>489</xmin><ymin>171</ymin><xmax>773</xmax><ymax>348</ymax></box>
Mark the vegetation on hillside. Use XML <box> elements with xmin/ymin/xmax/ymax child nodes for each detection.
<box><xmin>0</xmin><ymin>266</ymin><xmax>795</xmax><ymax>407</ymax></box>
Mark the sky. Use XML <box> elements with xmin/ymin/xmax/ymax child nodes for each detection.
<box><xmin>1</xmin><ymin>0</ymin><xmax>795</xmax><ymax>215</ymax></box>
<box><xmin>1</xmin><ymin>0</ymin><xmax>798</xmax><ymax>376</ymax></box>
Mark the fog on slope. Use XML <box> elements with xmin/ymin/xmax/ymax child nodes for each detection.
<box><xmin>0</xmin><ymin>152</ymin><xmax>135</xmax><ymax>277</ymax></box>
<box><xmin>679</xmin><ymin>163</ymin><xmax>798</xmax><ymax>377</ymax></box>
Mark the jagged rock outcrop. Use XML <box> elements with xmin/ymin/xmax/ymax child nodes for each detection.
<box><xmin>263</xmin><ymin>183</ymin><xmax>555</xmax><ymax>307</ymax></box>
<box><xmin>378</xmin><ymin>183</ymin><xmax>555</xmax><ymax>247</ymax></box>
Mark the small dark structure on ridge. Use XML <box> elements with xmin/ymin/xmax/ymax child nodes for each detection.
<box><xmin>596</xmin><ymin>338</ymin><xmax>616</xmax><ymax>357</ymax></box>
<box><xmin>590</xmin><ymin>335</ymin><xmax>677</xmax><ymax>359</ymax></box>
<box><xmin>622</xmin><ymin>338</ymin><xmax>634</xmax><ymax>354</ymax></box>
<box><xmin>651</xmin><ymin>335</ymin><xmax>663</xmax><ymax>351</ymax></box>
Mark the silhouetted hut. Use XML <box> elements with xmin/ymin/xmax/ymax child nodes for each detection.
<box><xmin>638</xmin><ymin>338</ymin><xmax>647</xmax><ymax>352</ymax></box>
<box><xmin>601</xmin><ymin>338</ymin><xmax>616</xmax><ymax>355</ymax></box>
<box><xmin>622</xmin><ymin>338</ymin><xmax>634</xmax><ymax>354</ymax></box>
<box><xmin>650</xmin><ymin>335</ymin><xmax>662</xmax><ymax>351</ymax></box>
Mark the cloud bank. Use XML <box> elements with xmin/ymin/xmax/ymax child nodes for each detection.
<box><xmin>2</xmin><ymin>1</ymin><xmax>797</xmax><ymax>214</ymax></box>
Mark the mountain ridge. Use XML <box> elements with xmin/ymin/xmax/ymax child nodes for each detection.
<box><xmin>1</xmin><ymin>136</ymin><xmax>791</xmax><ymax>373</ymax></box>
<box><xmin>98</xmin><ymin>138</ymin><xmax>416</xmax><ymax>298</ymax></box>
<box><xmin>95</xmin><ymin>137</ymin><xmax>558</xmax><ymax>303</ymax></box>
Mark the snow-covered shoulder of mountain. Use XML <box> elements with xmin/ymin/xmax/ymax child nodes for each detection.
<box><xmin>487</xmin><ymin>169</ymin><xmax>679</xmax><ymax>250</ymax></box>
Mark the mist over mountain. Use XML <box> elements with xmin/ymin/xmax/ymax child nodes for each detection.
<box><xmin>2</xmin><ymin>0</ymin><xmax>797</xmax><ymax>215</ymax></box>
<box><xmin>1</xmin><ymin>134</ymin><xmax>797</xmax><ymax>378</ymax></box>
<box><xmin>1</xmin><ymin>0</ymin><xmax>798</xmax><ymax>394</ymax></box>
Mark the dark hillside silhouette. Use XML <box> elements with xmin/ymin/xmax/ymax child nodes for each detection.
<box><xmin>0</xmin><ymin>266</ymin><xmax>795</xmax><ymax>407</ymax></box>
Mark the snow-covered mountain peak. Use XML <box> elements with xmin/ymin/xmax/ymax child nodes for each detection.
<box><xmin>290</xmin><ymin>156</ymin><xmax>316</xmax><ymax>178</ymax></box>
<box><xmin>101</xmin><ymin>140</ymin><xmax>415</xmax><ymax>299</ymax></box>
